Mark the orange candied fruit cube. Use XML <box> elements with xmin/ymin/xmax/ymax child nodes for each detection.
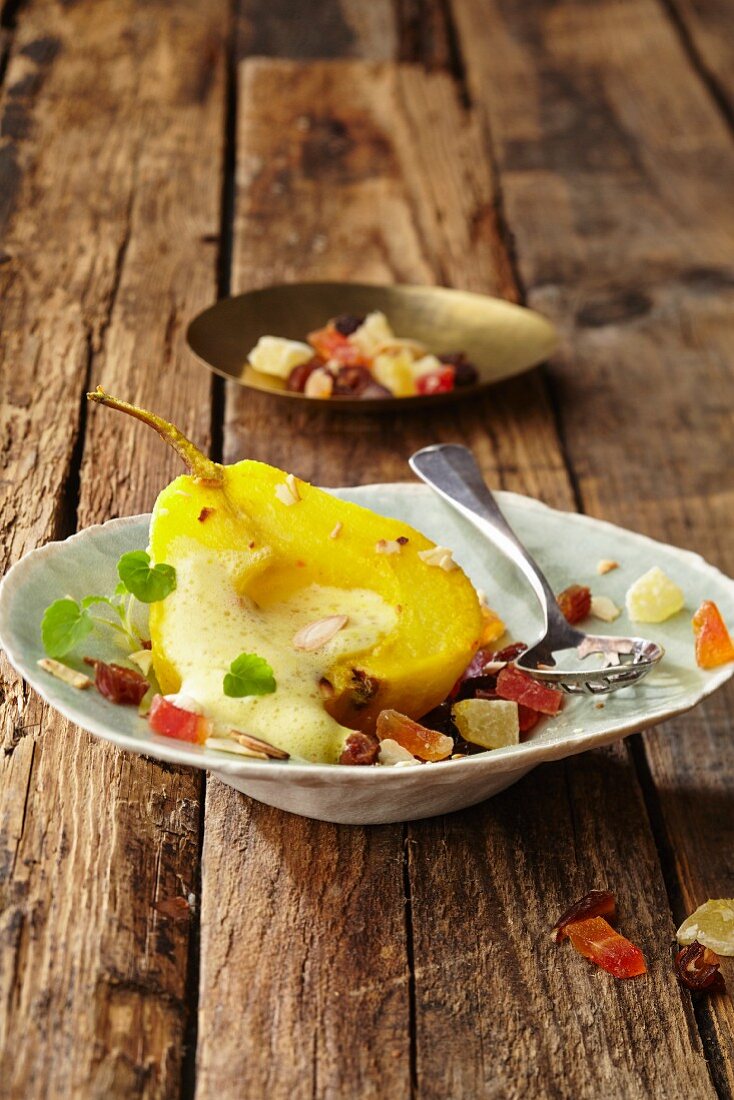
<box><xmin>692</xmin><ymin>600</ymin><xmax>734</xmax><ymax>669</ymax></box>
<box><xmin>376</xmin><ymin>709</ymin><xmax>453</xmax><ymax>762</ymax></box>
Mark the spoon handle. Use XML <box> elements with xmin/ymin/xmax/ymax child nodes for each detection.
<box><xmin>409</xmin><ymin>444</ymin><xmax>579</xmax><ymax>645</ymax></box>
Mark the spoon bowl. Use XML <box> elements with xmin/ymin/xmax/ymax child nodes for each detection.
<box><xmin>186</xmin><ymin>281</ymin><xmax>558</xmax><ymax>411</ymax></box>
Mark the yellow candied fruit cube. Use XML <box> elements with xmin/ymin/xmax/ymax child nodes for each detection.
<box><xmin>625</xmin><ymin>566</ymin><xmax>684</xmax><ymax>623</ymax></box>
<box><xmin>677</xmin><ymin>898</ymin><xmax>734</xmax><ymax>956</ymax></box>
<box><xmin>452</xmin><ymin>699</ymin><xmax>519</xmax><ymax>750</ymax></box>
<box><xmin>372</xmin><ymin>350</ymin><xmax>418</xmax><ymax>397</ymax></box>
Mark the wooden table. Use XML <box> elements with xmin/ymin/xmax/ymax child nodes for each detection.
<box><xmin>2</xmin><ymin>0</ymin><xmax>734</xmax><ymax>1096</ymax></box>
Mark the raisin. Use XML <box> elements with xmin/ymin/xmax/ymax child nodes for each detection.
<box><xmin>333</xmin><ymin>314</ymin><xmax>365</xmax><ymax>336</ymax></box>
<box><xmin>551</xmin><ymin>890</ymin><xmax>617</xmax><ymax>943</ymax></box>
<box><xmin>439</xmin><ymin>352</ymin><xmax>478</xmax><ymax>387</ymax></box>
<box><xmin>332</xmin><ymin>365</ymin><xmax>373</xmax><ymax>396</ymax></box>
<box><xmin>84</xmin><ymin>658</ymin><xmax>149</xmax><ymax>705</ymax></box>
<box><xmin>339</xmin><ymin>731</ymin><xmax>379</xmax><ymax>765</ymax></box>
<box><xmin>491</xmin><ymin>641</ymin><xmax>527</xmax><ymax>663</ymax></box>
<box><xmin>673</xmin><ymin>941</ymin><xmax>726</xmax><ymax>994</ymax></box>
<box><xmin>350</xmin><ymin>668</ymin><xmax>380</xmax><ymax>707</ymax></box>
<box><xmin>557</xmin><ymin>584</ymin><xmax>592</xmax><ymax>624</ymax></box>
<box><xmin>286</xmin><ymin>358</ymin><xmax>321</xmax><ymax>392</ymax></box>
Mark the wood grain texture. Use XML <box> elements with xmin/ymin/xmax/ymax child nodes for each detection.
<box><xmin>236</xmin><ymin>0</ymin><xmax>398</xmax><ymax>61</ymax></box>
<box><xmin>450</xmin><ymin>0</ymin><xmax>734</xmax><ymax>1089</ymax></box>
<box><xmin>0</xmin><ymin>0</ymin><xmax>225</xmax><ymax>1095</ymax></box>
<box><xmin>195</xmin><ymin>57</ymin><xmax>714</xmax><ymax>1099</ymax></box>
<box><xmin>665</xmin><ymin>0</ymin><xmax>734</xmax><ymax>118</ymax></box>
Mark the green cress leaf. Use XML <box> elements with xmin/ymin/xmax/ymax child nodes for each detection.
<box><xmin>41</xmin><ymin>598</ymin><xmax>93</xmax><ymax>658</ymax></box>
<box><xmin>223</xmin><ymin>653</ymin><xmax>277</xmax><ymax>698</ymax></box>
<box><xmin>117</xmin><ymin>550</ymin><xmax>176</xmax><ymax>603</ymax></box>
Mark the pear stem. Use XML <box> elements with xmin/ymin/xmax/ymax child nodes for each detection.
<box><xmin>86</xmin><ymin>388</ymin><xmax>223</xmax><ymax>484</ymax></box>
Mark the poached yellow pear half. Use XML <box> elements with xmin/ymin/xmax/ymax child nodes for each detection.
<box><xmin>87</xmin><ymin>389</ymin><xmax>483</xmax><ymax>763</ymax></box>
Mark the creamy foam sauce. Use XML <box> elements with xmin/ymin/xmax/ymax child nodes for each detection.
<box><xmin>159</xmin><ymin>542</ymin><xmax>397</xmax><ymax>763</ymax></box>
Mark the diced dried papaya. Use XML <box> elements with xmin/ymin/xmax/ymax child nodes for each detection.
<box><xmin>692</xmin><ymin>600</ymin><xmax>734</xmax><ymax>669</ymax></box>
<box><xmin>496</xmin><ymin>665</ymin><xmax>563</xmax><ymax>716</ymax></box>
<box><xmin>376</xmin><ymin>709</ymin><xmax>453</xmax><ymax>761</ymax></box>
<box><xmin>565</xmin><ymin>916</ymin><xmax>646</xmax><ymax>979</ymax></box>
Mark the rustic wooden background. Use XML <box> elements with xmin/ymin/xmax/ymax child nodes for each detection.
<box><xmin>1</xmin><ymin>0</ymin><xmax>734</xmax><ymax>1096</ymax></box>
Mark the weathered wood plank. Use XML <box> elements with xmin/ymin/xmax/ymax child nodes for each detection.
<box><xmin>196</xmin><ymin>57</ymin><xmax>713</xmax><ymax>1099</ymax></box>
<box><xmin>450</xmin><ymin>0</ymin><xmax>734</xmax><ymax>1089</ymax></box>
<box><xmin>665</xmin><ymin>0</ymin><xmax>734</xmax><ymax>118</ymax></box>
<box><xmin>236</xmin><ymin>0</ymin><xmax>398</xmax><ymax>61</ymax></box>
<box><xmin>0</xmin><ymin>1</ymin><xmax>225</xmax><ymax>1095</ymax></box>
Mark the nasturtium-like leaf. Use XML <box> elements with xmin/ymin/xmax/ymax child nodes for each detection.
<box><xmin>117</xmin><ymin>550</ymin><xmax>176</xmax><ymax>603</ymax></box>
<box><xmin>41</xmin><ymin>598</ymin><xmax>93</xmax><ymax>658</ymax></box>
<box><xmin>223</xmin><ymin>653</ymin><xmax>277</xmax><ymax>698</ymax></box>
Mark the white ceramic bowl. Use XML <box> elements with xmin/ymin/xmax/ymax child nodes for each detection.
<box><xmin>1</xmin><ymin>485</ymin><xmax>733</xmax><ymax>824</ymax></box>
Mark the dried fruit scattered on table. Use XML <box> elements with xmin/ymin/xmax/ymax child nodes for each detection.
<box><xmin>452</xmin><ymin>698</ymin><xmax>519</xmax><ymax>750</ymax></box>
<box><xmin>676</xmin><ymin>898</ymin><xmax>734</xmax><ymax>955</ymax></box>
<box><xmin>565</xmin><ymin>917</ymin><xmax>647</xmax><ymax>978</ymax></box>
<box><xmin>673</xmin><ymin>941</ymin><xmax>726</xmax><ymax>993</ymax></box>
<box><xmin>556</xmin><ymin>584</ymin><xmax>591</xmax><ymax>624</ymax></box>
<box><xmin>692</xmin><ymin>601</ymin><xmax>734</xmax><ymax>669</ymax></box>
<box><xmin>84</xmin><ymin>658</ymin><xmax>149</xmax><ymax>705</ymax></box>
<box><xmin>551</xmin><ymin>890</ymin><xmax>617</xmax><ymax>943</ymax></box>
<box><xmin>625</xmin><ymin>565</ymin><xmax>684</xmax><ymax>623</ymax></box>
<box><xmin>496</xmin><ymin>665</ymin><xmax>563</xmax><ymax>716</ymax></box>
<box><xmin>376</xmin><ymin>709</ymin><xmax>453</xmax><ymax>761</ymax></box>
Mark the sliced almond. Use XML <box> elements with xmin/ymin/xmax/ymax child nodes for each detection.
<box><xmin>275</xmin><ymin>473</ymin><xmax>301</xmax><ymax>506</ymax></box>
<box><xmin>418</xmin><ymin>545</ymin><xmax>458</xmax><ymax>572</ymax></box>
<box><xmin>590</xmin><ymin>594</ymin><xmax>621</xmax><ymax>622</ymax></box>
<box><xmin>597</xmin><ymin>559</ymin><xmax>619</xmax><ymax>575</ymax></box>
<box><xmin>232</xmin><ymin>730</ymin><xmax>290</xmax><ymax>760</ymax></box>
<box><xmin>378</xmin><ymin>738</ymin><xmax>420</xmax><ymax>766</ymax></box>
<box><xmin>329</xmin><ymin>521</ymin><xmax>343</xmax><ymax>540</ymax></box>
<box><xmin>375</xmin><ymin>539</ymin><xmax>402</xmax><ymax>555</ymax></box>
<box><xmin>37</xmin><ymin>658</ymin><xmax>92</xmax><ymax>690</ymax></box>
<box><xmin>293</xmin><ymin>614</ymin><xmax>349</xmax><ymax>652</ymax></box>
<box><xmin>206</xmin><ymin>736</ymin><xmax>269</xmax><ymax>760</ymax></box>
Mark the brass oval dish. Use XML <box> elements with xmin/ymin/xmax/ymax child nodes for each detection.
<box><xmin>186</xmin><ymin>282</ymin><xmax>558</xmax><ymax>411</ymax></box>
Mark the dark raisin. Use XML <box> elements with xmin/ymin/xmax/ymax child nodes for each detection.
<box><xmin>332</xmin><ymin>365</ymin><xmax>372</xmax><ymax>396</ymax></box>
<box><xmin>453</xmin><ymin>360</ymin><xmax>479</xmax><ymax>386</ymax></box>
<box><xmin>492</xmin><ymin>641</ymin><xmax>528</xmax><ymax>663</ymax></box>
<box><xmin>453</xmin><ymin>674</ymin><xmax>499</xmax><ymax>702</ymax></box>
<box><xmin>339</xmin><ymin>731</ymin><xmax>380</xmax><ymax>765</ymax></box>
<box><xmin>350</xmin><ymin>668</ymin><xmax>380</xmax><ymax>707</ymax></box>
<box><xmin>333</xmin><ymin>314</ymin><xmax>365</xmax><ymax>336</ymax></box>
<box><xmin>84</xmin><ymin>658</ymin><xmax>149</xmax><ymax>705</ymax></box>
<box><xmin>286</xmin><ymin>358</ymin><xmax>321</xmax><ymax>392</ymax></box>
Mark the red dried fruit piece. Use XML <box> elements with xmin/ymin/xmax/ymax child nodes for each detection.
<box><xmin>84</xmin><ymin>658</ymin><xmax>149</xmax><ymax>705</ymax></box>
<box><xmin>491</xmin><ymin>642</ymin><xmax>527</xmax><ymax>663</ymax></box>
<box><xmin>416</xmin><ymin>367</ymin><xmax>455</xmax><ymax>396</ymax></box>
<box><xmin>557</xmin><ymin>584</ymin><xmax>592</xmax><ymax>624</ymax></box>
<box><xmin>376</xmin><ymin>709</ymin><xmax>453</xmax><ymax>761</ymax></box>
<box><xmin>518</xmin><ymin>705</ymin><xmax>540</xmax><ymax>734</ymax></box>
<box><xmin>692</xmin><ymin>600</ymin><xmax>734</xmax><ymax>669</ymax></box>
<box><xmin>307</xmin><ymin>324</ymin><xmax>366</xmax><ymax>367</ymax></box>
<box><xmin>551</xmin><ymin>890</ymin><xmax>617</xmax><ymax>943</ymax></box>
<box><xmin>673</xmin><ymin>941</ymin><xmax>726</xmax><ymax>994</ymax></box>
<box><xmin>148</xmin><ymin>694</ymin><xmax>210</xmax><ymax>743</ymax></box>
<box><xmin>565</xmin><ymin>917</ymin><xmax>646</xmax><ymax>978</ymax></box>
<box><xmin>496</xmin><ymin>665</ymin><xmax>563</xmax><ymax>715</ymax></box>
<box><xmin>287</xmin><ymin>358</ymin><xmax>321</xmax><ymax>393</ymax></box>
<box><xmin>339</xmin><ymin>731</ymin><xmax>380</xmax><ymax>766</ymax></box>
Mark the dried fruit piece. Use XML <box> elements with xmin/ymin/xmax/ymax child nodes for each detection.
<box><xmin>440</xmin><ymin>352</ymin><xmax>478</xmax><ymax>386</ymax></box>
<box><xmin>496</xmin><ymin>665</ymin><xmax>563</xmax><ymax>716</ymax></box>
<box><xmin>551</xmin><ymin>890</ymin><xmax>617</xmax><ymax>943</ymax></box>
<box><xmin>478</xmin><ymin>605</ymin><xmax>506</xmax><ymax>646</ymax></box>
<box><xmin>565</xmin><ymin>917</ymin><xmax>646</xmax><ymax>979</ymax></box>
<box><xmin>452</xmin><ymin>698</ymin><xmax>519</xmax><ymax>750</ymax></box>
<box><xmin>333</xmin><ymin>313</ymin><xmax>365</xmax><ymax>336</ymax></box>
<box><xmin>248</xmin><ymin>335</ymin><xmax>314</xmax><ymax>379</ymax></box>
<box><xmin>148</xmin><ymin>694</ymin><xmax>211</xmax><ymax>743</ymax></box>
<box><xmin>556</xmin><ymin>584</ymin><xmax>591</xmax><ymax>624</ymax></box>
<box><xmin>517</xmin><ymin>705</ymin><xmax>541</xmax><ymax>734</ymax></box>
<box><xmin>692</xmin><ymin>601</ymin><xmax>734</xmax><ymax>670</ymax></box>
<box><xmin>626</xmin><ymin>566</ymin><xmax>684</xmax><ymax>623</ymax></box>
<box><xmin>307</xmin><ymin>324</ymin><xmax>366</xmax><ymax>367</ymax></box>
<box><xmin>304</xmin><ymin>367</ymin><xmax>335</xmax><ymax>399</ymax></box>
<box><xmin>673</xmin><ymin>941</ymin><xmax>726</xmax><ymax>993</ymax></box>
<box><xmin>84</xmin><ymin>658</ymin><xmax>149</xmax><ymax>705</ymax></box>
<box><xmin>332</xmin><ymin>365</ymin><xmax>374</xmax><ymax>396</ymax></box>
<box><xmin>596</xmin><ymin>559</ymin><xmax>619</xmax><ymax>575</ymax></box>
<box><xmin>376</xmin><ymin>709</ymin><xmax>453</xmax><ymax>761</ymax></box>
<box><xmin>287</xmin><ymin>358</ymin><xmax>321</xmax><ymax>392</ymax></box>
<box><xmin>492</xmin><ymin>642</ymin><xmax>528</xmax><ymax>663</ymax></box>
<box><xmin>676</xmin><ymin>898</ymin><xmax>734</xmax><ymax>955</ymax></box>
<box><xmin>416</xmin><ymin>367</ymin><xmax>455</xmax><ymax>395</ymax></box>
<box><xmin>339</xmin><ymin>731</ymin><xmax>380</xmax><ymax>766</ymax></box>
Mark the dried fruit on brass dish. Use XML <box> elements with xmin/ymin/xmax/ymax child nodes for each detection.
<box><xmin>692</xmin><ymin>601</ymin><xmax>734</xmax><ymax>669</ymax></box>
<box><xmin>247</xmin><ymin>311</ymin><xmax>480</xmax><ymax>400</ymax></box>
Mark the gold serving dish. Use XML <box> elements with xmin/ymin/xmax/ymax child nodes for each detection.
<box><xmin>186</xmin><ymin>282</ymin><xmax>558</xmax><ymax>411</ymax></box>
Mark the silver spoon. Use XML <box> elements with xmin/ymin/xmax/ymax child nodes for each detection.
<box><xmin>409</xmin><ymin>444</ymin><xmax>664</xmax><ymax>695</ymax></box>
